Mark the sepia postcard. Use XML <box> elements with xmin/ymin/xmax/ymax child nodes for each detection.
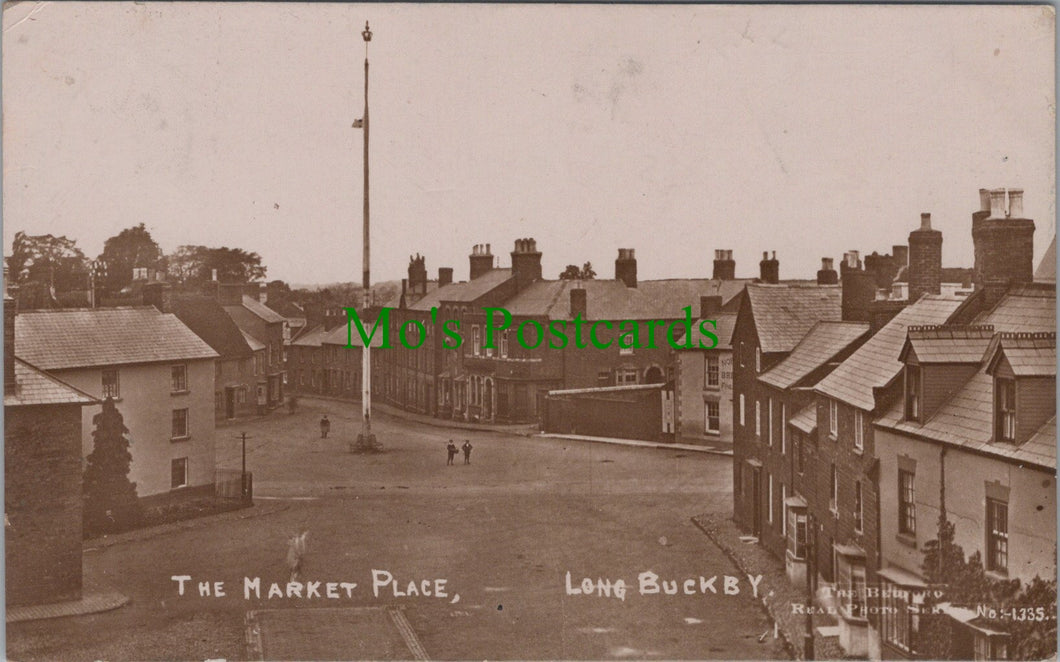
<box><xmin>2</xmin><ymin>2</ymin><xmax>1056</xmax><ymax>660</ymax></box>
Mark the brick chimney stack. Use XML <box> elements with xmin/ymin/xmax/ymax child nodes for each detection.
<box><xmin>569</xmin><ymin>287</ymin><xmax>587</xmax><ymax>319</ymax></box>
<box><xmin>217</xmin><ymin>282</ymin><xmax>245</xmax><ymax>306</ymax></box>
<box><xmin>510</xmin><ymin>238</ymin><xmax>542</xmax><ymax>291</ymax></box>
<box><xmin>817</xmin><ymin>257</ymin><xmax>838</xmax><ymax>285</ymax></box>
<box><xmin>892</xmin><ymin>244</ymin><xmax>909</xmax><ymax>269</ymax></box>
<box><xmin>438</xmin><ymin>267</ymin><xmax>453</xmax><ymax>288</ymax></box>
<box><xmin>713</xmin><ymin>249</ymin><xmax>735</xmax><ymax>280</ymax></box>
<box><xmin>469</xmin><ymin>244</ymin><xmax>494</xmax><ymax>280</ymax></box>
<box><xmin>973</xmin><ymin>187</ymin><xmax>1034</xmax><ymax>292</ymax></box>
<box><xmin>759</xmin><ymin>251</ymin><xmax>779</xmax><ymax>284</ymax></box>
<box><xmin>908</xmin><ymin>212</ymin><xmax>943</xmax><ymax>302</ymax></box>
<box><xmin>143</xmin><ymin>281</ymin><xmax>172</xmax><ymax>314</ymax></box>
<box><xmin>4</xmin><ymin>268</ymin><xmax>15</xmax><ymax>393</ymax></box>
<box><xmin>841</xmin><ymin>251</ymin><xmax>874</xmax><ymax>322</ymax></box>
<box><xmin>615</xmin><ymin>248</ymin><xmax>637</xmax><ymax>288</ymax></box>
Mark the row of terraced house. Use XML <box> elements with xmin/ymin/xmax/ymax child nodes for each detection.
<box><xmin>732</xmin><ymin>188</ymin><xmax>1056</xmax><ymax>660</ymax></box>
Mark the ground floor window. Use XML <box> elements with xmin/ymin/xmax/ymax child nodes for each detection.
<box><xmin>880</xmin><ymin>579</ymin><xmax>922</xmax><ymax>654</ymax></box>
<box><xmin>787</xmin><ymin>507</ymin><xmax>807</xmax><ymax>560</ymax></box>
<box><xmin>835</xmin><ymin>553</ymin><xmax>867</xmax><ymax>620</ymax></box>
<box><xmin>705</xmin><ymin>400</ymin><xmax>720</xmax><ymax>434</ymax></box>
<box><xmin>171</xmin><ymin>457</ymin><xmax>188</xmax><ymax>489</ymax></box>
<box><xmin>974</xmin><ymin>633</ymin><xmax>1008</xmax><ymax>661</ymax></box>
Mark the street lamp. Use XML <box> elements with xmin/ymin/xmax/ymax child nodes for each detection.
<box><xmin>353</xmin><ymin>21</ymin><xmax>378</xmax><ymax>452</ymax></box>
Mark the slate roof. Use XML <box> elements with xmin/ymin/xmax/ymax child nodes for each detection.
<box><xmin>901</xmin><ymin>325</ymin><xmax>995</xmax><ymax>364</ymax></box>
<box><xmin>759</xmin><ymin>321</ymin><xmax>870</xmax><ymax>390</ymax></box>
<box><xmin>16</xmin><ymin>307</ymin><xmax>218</xmax><ymax>371</ymax></box>
<box><xmin>241</xmin><ymin>330</ymin><xmax>266</xmax><ymax>352</ymax></box>
<box><xmin>408</xmin><ymin>269</ymin><xmax>513</xmax><ymax>311</ymax></box>
<box><xmin>266</xmin><ymin>299</ymin><xmax>306</xmax><ymax>320</ymax></box>
<box><xmin>235</xmin><ymin>295</ymin><xmax>287</xmax><ymax>324</ymax></box>
<box><xmin>815</xmin><ymin>295</ymin><xmax>964</xmax><ymax>411</ymax></box>
<box><xmin>677</xmin><ymin>313</ymin><xmax>738</xmax><ymax>351</ymax></box>
<box><xmin>291</xmin><ymin>325</ymin><xmax>328</xmax><ymax>348</ymax></box>
<box><xmin>986</xmin><ymin>333</ymin><xmax>1056</xmax><ymax>377</ymax></box>
<box><xmin>876</xmin><ymin>373</ymin><xmax>1056</xmax><ymax>471</ymax></box>
<box><xmin>976</xmin><ymin>283</ymin><xmax>1056</xmax><ymax>333</ymax></box>
<box><xmin>322</xmin><ymin>323</ymin><xmax>384</xmax><ymax>347</ymax></box>
<box><xmin>171</xmin><ymin>295</ymin><xmax>254</xmax><ymax>359</ymax></box>
<box><xmin>4</xmin><ymin>358</ymin><xmax>98</xmax><ymax>407</ymax></box>
<box><xmin>789</xmin><ymin>403</ymin><xmax>817</xmax><ymax>434</ymax></box>
<box><xmin>502</xmin><ymin>279</ymin><xmax>660</xmax><ymax>321</ymax></box>
<box><xmin>745</xmin><ymin>284</ymin><xmax>842</xmax><ymax>354</ymax></box>
<box><xmin>1035</xmin><ymin>235</ymin><xmax>1055</xmax><ymax>282</ymax></box>
<box><xmin>636</xmin><ymin>279</ymin><xmax>750</xmax><ymax>319</ymax></box>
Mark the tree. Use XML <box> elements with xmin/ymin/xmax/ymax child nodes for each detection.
<box><xmin>7</xmin><ymin>231</ymin><xmax>88</xmax><ymax>296</ymax></box>
<box><xmin>559</xmin><ymin>262</ymin><xmax>596</xmax><ymax>280</ymax></box>
<box><xmin>165</xmin><ymin>245</ymin><xmax>267</xmax><ymax>284</ymax></box>
<box><xmin>918</xmin><ymin>514</ymin><xmax>1054</xmax><ymax>660</ymax></box>
<box><xmin>98</xmin><ymin>223</ymin><xmax>163</xmax><ymax>295</ymax></box>
<box><xmin>83</xmin><ymin>398</ymin><xmax>142</xmax><ymax>535</ymax></box>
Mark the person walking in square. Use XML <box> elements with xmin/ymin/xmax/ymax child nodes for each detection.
<box><xmin>320</xmin><ymin>415</ymin><xmax>330</xmax><ymax>439</ymax></box>
<box><xmin>446</xmin><ymin>440</ymin><xmax>458</xmax><ymax>465</ymax></box>
<box><xmin>286</xmin><ymin>530</ymin><xmax>309</xmax><ymax>583</ymax></box>
<box><xmin>462</xmin><ymin>440</ymin><xmax>473</xmax><ymax>464</ymax></box>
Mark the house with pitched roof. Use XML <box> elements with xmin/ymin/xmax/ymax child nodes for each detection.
<box><xmin>731</xmin><ymin>281</ymin><xmax>842</xmax><ymax>538</ymax></box>
<box><xmin>212</xmin><ymin>283</ymin><xmax>288</xmax><ymax>410</ymax></box>
<box><xmin>4</xmin><ymin>289</ymin><xmax>98</xmax><ymax>607</ymax></box>
<box><xmin>752</xmin><ymin>320</ymin><xmax>871</xmax><ymax>583</ymax></box>
<box><xmin>872</xmin><ymin>284</ymin><xmax>1056</xmax><ymax>660</ymax></box>
<box><xmin>14</xmin><ymin>304</ymin><xmax>218</xmax><ymax>498</ymax></box>
<box><xmin>672</xmin><ymin>302</ymin><xmax>738</xmax><ymax>447</ymax></box>
<box><xmin>288</xmin><ymin>324</ymin><xmax>328</xmax><ymax>395</ymax></box>
<box><xmin>169</xmin><ymin>292</ymin><xmax>263</xmax><ymax>421</ymax></box>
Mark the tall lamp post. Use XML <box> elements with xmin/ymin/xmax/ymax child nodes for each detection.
<box><xmin>353</xmin><ymin>21</ymin><xmax>377</xmax><ymax>451</ymax></box>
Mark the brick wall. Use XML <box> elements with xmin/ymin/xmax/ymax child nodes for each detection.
<box><xmin>5</xmin><ymin>404</ymin><xmax>84</xmax><ymax>607</ymax></box>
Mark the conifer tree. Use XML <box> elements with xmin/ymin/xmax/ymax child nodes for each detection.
<box><xmin>83</xmin><ymin>397</ymin><xmax>142</xmax><ymax>534</ymax></box>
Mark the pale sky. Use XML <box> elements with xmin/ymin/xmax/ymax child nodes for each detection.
<box><xmin>2</xmin><ymin>2</ymin><xmax>1055</xmax><ymax>286</ymax></box>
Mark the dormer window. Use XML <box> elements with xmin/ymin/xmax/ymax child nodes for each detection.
<box><xmin>904</xmin><ymin>365</ymin><xmax>921</xmax><ymax>421</ymax></box>
<box><xmin>995</xmin><ymin>377</ymin><xmax>1016</xmax><ymax>442</ymax></box>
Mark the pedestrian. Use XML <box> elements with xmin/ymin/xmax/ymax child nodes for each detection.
<box><xmin>462</xmin><ymin>440</ymin><xmax>473</xmax><ymax>464</ymax></box>
<box><xmin>446</xmin><ymin>440</ymin><xmax>458</xmax><ymax>466</ymax></box>
<box><xmin>286</xmin><ymin>530</ymin><xmax>309</xmax><ymax>583</ymax></box>
<box><xmin>320</xmin><ymin>415</ymin><xmax>330</xmax><ymax>439</ymax></box>
<box><xmin>288</xmin><ymin>395</ymin><xmax>299</xmax><ymax>414</ymax></box>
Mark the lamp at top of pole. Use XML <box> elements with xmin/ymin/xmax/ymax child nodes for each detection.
<box><xmin>362</xmin><ymin>21</ymin><xmax>372</xmax><ymax>41</ymax></box>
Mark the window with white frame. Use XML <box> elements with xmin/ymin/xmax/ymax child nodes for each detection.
<box><xmin>616</xmin><ymin>368</ymin><xmax>638</xmax><ymax>385</ymax></box>
<box><xmin>905</xmin><ymin>365</ymin><xmax>922</xmax><ymax>420</ymax></box>
<box><xmin>854</xmin><ymin>409</ymin><xmax>864</xmax><ymax>451</ymax></box>
<box><xmin>781</xmin><ymin>403</ymin><xmax>787</xmax><ymax>454</ymax></box>
<box><xmin>705</xmin><ymin>355</ymin><xmax>719</xmax><ymax>387</ymax></box>
<box><xmin>854</xmin><ymin>480</ymin><xmax>863</xmax><ymax>533</ymax></box>
<box><xmin>881</xmin><ymin>580</ymin><xmax>923</xmax><ymax>653</ymax></box>
<box><xmin>781</xmin><ymin>484</ymin><xmax>787</xmax><ymax>535</ymax></box>
<box><xmin>986</xmin><ymin>498</ymin><xmax>1008</xmax><ymax>573</ymax></box>
<box><xmin>501</xmin><ymin>330</ymin><xmax>510</xmax><ymax>357</ymax></box>
<box><xmin>755</xmin><ymin>400</ymin><xmax>762</xmax><ymax>437</ymax></box>
<box><xmin>829</xmin><ymin>463</ymin><xmax>838</xmax><ymax>513</ymax></box>
<box><xmin>995</xmin><ymin>378</ymin><xmax>1017</xmax><ymax>442</ymax></box>
<box><xmin>829</xmin><ymin>399</ymin><xmax>838</xmax><ymax>438</ymax></box>
<box><xmin>768</xmin><ymin>398</ymin><xmax>774</xmax><ymax>446</ymax></box>
<box><xmin>472</xmin><ymin>326</ymin><xmax>481</xmax><ymax>356</ymax></box>
<box><xmin>171</xmin><ymin>409</ymin><xmax>189</xmax><ymax>439</ymax></box>
<box><xmin>755</xmin><ymin>346</ymin><xmax>761</xmax><ymax>373</ymax></box>
<box><xmin>767</xmin><ymin>473</ymin><xmax>774</xmax><ymax>523</ymax></box>
<box><xmin>171</xmin><ymin>364</ymin><xmax>187</xmax><ymax>392</ymax></box>
<box><xmin>787</xmin><ymin>507</ymin><xmax>808</xmax><ymax>560</ymax></box>
<box><xmin>739</xmin><ymin>393</ymin><xmax>746</xmax><ymax>426</ymax></box>
<box><xmin>898</xmin><ymin>469</ymin><xmax>916</xmax><ymax>535</ymax></box>
<box><xmin>102</xmin><ymin>369</ymin><xmax>120</xmax><ymax>398</ymax></box>
<box><xmin>705</xmin><ymin>401</ymin><xmax>720</xmax><ymax>434</ymax></box>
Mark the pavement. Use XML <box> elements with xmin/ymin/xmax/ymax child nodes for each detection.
<box><xmin>538</xmin><ymin>432</ymin><xmax>733</xmax><ymax>456</ymax></box>
<box><xmin>6</xmin><ymin>577</ymin><xmax>128</xmax><ymax>624</ymax></box>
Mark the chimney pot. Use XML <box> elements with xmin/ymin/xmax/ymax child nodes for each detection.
<box><xmin>979</xmin><ymin>188</ymin><xmax>992</xmax><ymax>212</ymax></box>
<box><xmin>989</xmin><ymin>188</ymin><xmax>1008</xmax><ymax>218</ymax></box>
<box><xmin>920</xmin><ymin>213</ymin><xmax>932</xmax><ymax>230</ymax></box>
<box><xmin>1008</xmin><ymin>189</ymin><xmax>1024</xmax><ymax>217</ymax></box>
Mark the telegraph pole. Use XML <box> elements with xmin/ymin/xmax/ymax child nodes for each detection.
<box><xmin>353</xmin><ymin>21</ymin><xmax>377</xmax><ymax>451</ymax></box>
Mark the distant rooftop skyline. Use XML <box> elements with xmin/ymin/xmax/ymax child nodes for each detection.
<box><xmin>2</xmin><ymin>3</ymin><xmax>1054</xmax><ymax>285</ymax></box>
